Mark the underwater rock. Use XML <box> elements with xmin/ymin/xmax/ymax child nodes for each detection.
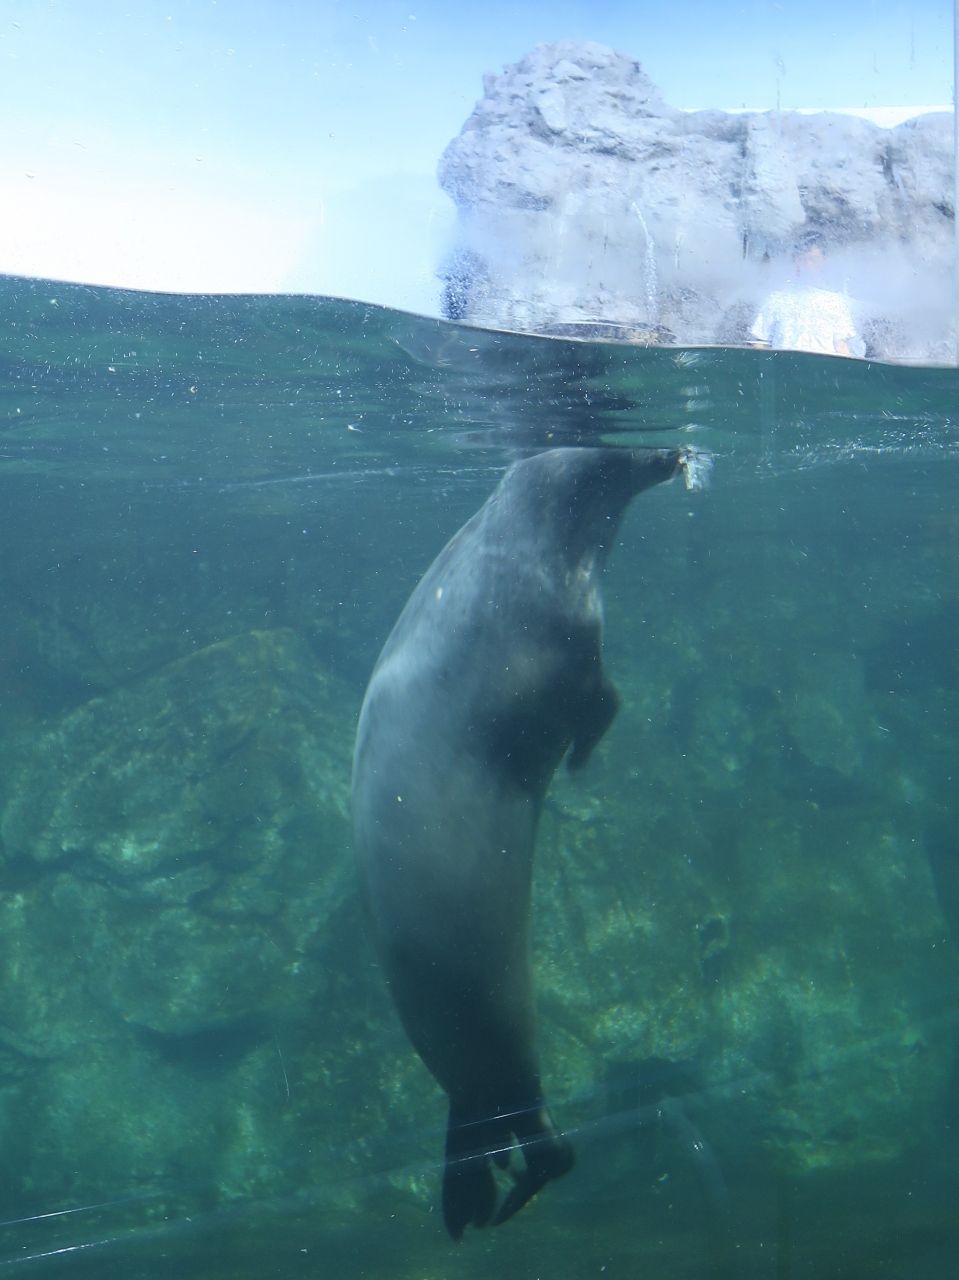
<box><xmin>527</xmin><ymin>724</ymin><xmax>954</xmax><ymax>1181</ymax></box>
<box><xmin>1</xmin><ymin>629</ymin><xmax>355</xmax><ymax>1034</ymax></box>
<box><xmin>439</xmin><ymin>41</ymin><xmax>954</xmax><ymax>361</ymax></box>
<box><xmin>0</xmin><ymin>628</ymin><xmax>406</xmax><ymax>1212</ymax></box>
<box><xmin>780</xmin><ymin>650</ymin><xmax>876</xmax><ymax>777</ymax></box>
<box><xmin>519</xmin><ymin>474</ymin><xmax>959</xmax><ymax>1182</ymax></box>
<box><xmin>537</xmin><ymin>781</ymin><xmax>953</xmax><ymax>1174</ymax></box>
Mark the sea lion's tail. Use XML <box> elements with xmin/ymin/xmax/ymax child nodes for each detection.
<box><xmin>442</xmin><ymin>1109</ymin><xmax>507</xmax><ymax>1239</ymax></box>
<box><xmin>442</xmin><ymin>1102</ymin><xmax>574</xmax><ymax>1239</ymax></box>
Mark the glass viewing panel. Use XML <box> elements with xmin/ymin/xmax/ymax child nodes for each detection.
<box><xmin>0</xmin><ymin>4</ymin><xmax>957</xmax><ymax>1279</ymax></box>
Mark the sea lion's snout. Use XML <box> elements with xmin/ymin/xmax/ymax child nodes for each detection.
<box><xmin>630</xmin><ymin>445</ymin><xmax>683</xmax><ymax>489</ymax></box>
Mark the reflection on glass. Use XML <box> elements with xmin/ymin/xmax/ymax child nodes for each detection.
<box><xmin>749</xmin><ymin>238</ymin><xmax>862</xmax><ymax>356</ymax></box>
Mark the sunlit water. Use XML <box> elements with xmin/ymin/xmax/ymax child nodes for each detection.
<box><xmin>0</xmin><ymin>275</ymin><xmax>957</xmax><ymax>1278</ymax></box>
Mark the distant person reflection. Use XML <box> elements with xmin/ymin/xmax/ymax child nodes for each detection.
<box><xmin>750</xmin><ymin>238</ymin><xmax>863</xmax><ymax>357</ymax></box>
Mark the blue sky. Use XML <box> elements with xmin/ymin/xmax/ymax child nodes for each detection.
<box><xmin>1</xmin><ymin>0</ymin><xmax>953</xmax><ymax>312</ymax></box>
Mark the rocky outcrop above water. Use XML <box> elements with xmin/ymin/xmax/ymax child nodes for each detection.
<box><xmin>438</xmin><ymin>41</ymin><xmax>955</xmax><ymax>363</ymax></box>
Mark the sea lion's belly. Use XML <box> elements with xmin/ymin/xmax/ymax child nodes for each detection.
<box><xmin>353</xmin><ymin>674</ymin><xmax>542</xmax><ymax>1105</ymax></box>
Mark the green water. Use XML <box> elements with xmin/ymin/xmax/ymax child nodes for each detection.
<box><xmin>0</xmin><ymin>274</ymin><xmax>957</xmax><ymax>1277</ymax></box>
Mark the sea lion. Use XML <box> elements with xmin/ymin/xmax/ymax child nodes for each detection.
<box><xmin>352</xmin><ymin>445</ymin><xmax>682</xmax><ymax>1238</ymax></box>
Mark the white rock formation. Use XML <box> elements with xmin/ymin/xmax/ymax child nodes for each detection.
<box><xmin>438</xmin><ymin>41</ymin><xmax>955</xmax><ymax>363</ymax></box>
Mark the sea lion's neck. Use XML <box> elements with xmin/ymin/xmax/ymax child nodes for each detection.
<box><xmin>491</xmin><ymin>447</ymin><xmax>679</xmax><ymax>575</ymax></box>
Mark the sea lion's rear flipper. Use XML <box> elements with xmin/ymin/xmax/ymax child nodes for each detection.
<box><xmin>492</xmin><ymin>1105</ymin><xmax>575</xmax><ymax>1227</ymax></box>
<box><xmin>567</xmin><ymin>677</ymin><xmax>620</xmax><ymax>772</ymax></box>
<box><xmin>442</xmin><ymin>1108</ymin><xmax>511</xmax><ymax>1240</ymax></box>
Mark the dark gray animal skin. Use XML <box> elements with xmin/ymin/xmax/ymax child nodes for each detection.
<box><xmin>352</xmin><ymin>446</ymin><xmax>681</xmax><ymax>1238</ymax></box>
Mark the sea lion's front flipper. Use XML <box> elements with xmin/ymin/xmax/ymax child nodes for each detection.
<box><xmin>567</xmin><ymin>677</ymin><xmax>620</xmax><ymax>772</ymax></box>
<box><xmin>491</xmin><ymin>1105</ymin><xmax>575</xmax><ymax>1227</ymax></box>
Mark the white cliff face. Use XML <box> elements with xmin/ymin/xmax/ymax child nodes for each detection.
<box><xmin>438</xmin><ymin>41</ymin><xmax>955</xmax><ymax>363</ymax></box>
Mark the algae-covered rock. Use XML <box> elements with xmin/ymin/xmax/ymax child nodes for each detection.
<box><xmin>2</xmin><ymin>629</ymin><xmax>355</xmax><ymax>1034</ymax></box>
<box><xmin>532</xmin><ymin>772</ymin><xmax>954</xmax><ymax>1178</ymax></box>
<box><xmin>520</xmin><ymin>480</ymin><xmax>959</xmax><ymax>1185</ymax></box>
<box><xmin>0</xmin><ymin>629</ymin><xmax>385</xmax><ymax>1212</ymax></box>
<box><xmin>780</xmin><ymin>650</ymin><xmax>877</xmax><ymax>777</ymax></box>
